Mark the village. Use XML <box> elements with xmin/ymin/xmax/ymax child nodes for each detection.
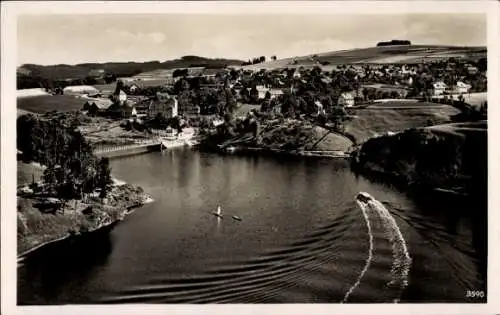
<box><xmin>9</xmin><ymin>5</ymin><xmax>491</xmax><ymax>306</ymax></box>
<box><xmin>17</xmin><ymin>52</ymin><xmax>488</xmax><ymax>153</ymax></box>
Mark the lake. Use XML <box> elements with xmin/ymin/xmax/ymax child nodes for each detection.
<box><xmin>17</xmin><ymin>149</ymin><xmax>487</xmax><ymax>304</ymax></box>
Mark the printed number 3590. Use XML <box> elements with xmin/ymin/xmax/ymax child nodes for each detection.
<box><xmin>466</xmin><ymin>290</ymin><xmax>485</xmax><ymax>298</ymax></box>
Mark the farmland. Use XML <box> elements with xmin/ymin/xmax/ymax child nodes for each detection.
<box><xmin>19</xmin><ymin>56</ymin><xmax>245</xmax><ymax>81</ymax></box>
<box><xmin>241</xmin><ymin>45</ymin><xmax>486</xmax><ymax>71</ymax></box>
<box><xmin>345</xmin><ymin>104</ymin><xmax>461</xmax><ymax>143</ymax></box>
<box><xmin>17</xmin><ymin>95</ymin><xmax>87</xmax><ymax>113</ymax></box>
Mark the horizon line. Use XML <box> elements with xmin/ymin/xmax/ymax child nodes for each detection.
<box><xmin>17</xmin><ymin>42</ymin><xmax>488</xmax><ymax>68</ymax></box>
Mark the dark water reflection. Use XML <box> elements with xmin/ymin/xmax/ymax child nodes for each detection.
<box><xmin>18</xmin><ymin>150</ymin><xmax>487</xmax><ymax>304</ymax></box>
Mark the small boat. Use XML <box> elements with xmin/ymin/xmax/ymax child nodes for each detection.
<box><xmin>232</xmin><ymin>215</ymin><xmax>242</xmax><ymax>221</ymax></box>
<box><xmin>356</xmin><ymin>192</ymin><xmax>373</xmax><ymax>203</ymax></box>
<box><xmin>212</xmin><ymin>205</ymin><xmax>223</xmax><ymax>218</ymax></box>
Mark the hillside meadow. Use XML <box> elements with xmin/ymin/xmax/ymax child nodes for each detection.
<box><xmin>17</xmin><ymin>95</ymin><xmax>87</xmax><ymax>113</ymax></box>
<box><xmin>345</xmin><ymin>103</ymin><xmax>461</xmax><ymax>143</ymax></box>
<box><xmin>242</xmin><ymin>45</ymin><xmax>486</xmax><ymax>71</ymax></box>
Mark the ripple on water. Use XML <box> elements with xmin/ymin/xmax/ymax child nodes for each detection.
<box><xmin>100</xmin><ymin>205</ymin><xmax>375</xmax><ymax>304</ymax></box>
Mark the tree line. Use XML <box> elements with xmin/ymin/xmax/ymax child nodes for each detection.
<box><xmin>17</xmin><ymin>114</ymin><xmax>113</xmax><ymax>200</ymax></box>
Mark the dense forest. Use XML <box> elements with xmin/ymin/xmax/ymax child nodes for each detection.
<box><xmin>17</xmin><ymin>114</ymin><xmax>113</xmax><ymax>200</ymax></box>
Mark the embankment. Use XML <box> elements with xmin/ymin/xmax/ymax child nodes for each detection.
<box><xmin>17</xmin><ymin>183</ymin><xmax>152</xmax><ymax>258</ymax></box>
<box><xmin>203</xmin><ymin>118</ymin><xmax>353</xmax><ymax>157</ymax></box>
<box><xmin>94</xmin><ymin>143</ymin><xmax>160</xmax><ymax>159</ymax></box>
<box><xmin>351</xmin><ymin>122</ymin><xmax>487</xmax><ymax>201</ymax></box>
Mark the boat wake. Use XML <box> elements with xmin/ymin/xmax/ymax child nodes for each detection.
<box><xmin>343</xmin><ymin>193</ymin><xmax>412</xmax><ymax>303</ymax></box>
<box><xmin>98</xmin><ymin>194</ymin><xmax>411</xmax><ymax>304</ymax></box>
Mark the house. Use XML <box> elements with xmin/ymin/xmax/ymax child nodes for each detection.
<box><xmin>338</xmin><ymin>92</ymin><xmax>355</xmax><ymax>108</ymax></box>
<box><xmin>121</xmin><ymin>103</ymin><xmax>137</xmax><ymax>118</ymax></box>
<box><xmin>88</xmin><ymin>69</ymin><xmax>105</xmax><ymax>78</ymax></box>
<box><xmin>467</xmin><ymin>66</ymin><xmax>479</xmax><ymax>75</ymax></box>
<box><xmin>293</xmin><ymin>69</ymin><xmax>301</xmax><ymax>79</ymax></box>
<box><xmin>256</xmin><ymin>85</ymin><xmax>270</xmax><ymax>99</ymax></box>
<box><xmin>187</xmin><ymin>67</ymin><xmax>206</xmax><ymax>77</ymax></box>
<box><xmin>455</xmin><ymin>81</ymin><xmax>472</xmax><ymax>94</ymax></box>
<box><xmin>148</xmin><ymin>93</ymin><xmax>178</xmax><ymax>119</ymax></box>
<box><xmin>314</xmin><ymin>100</ymin><xmax>326</xmax><ymax>115</ymax></box>
<box><xmin>269</xmin><ymin>88</ymin><xmax>284</xmax><ymax>99</ymax></box>
<box><xmin>432</xmin><ymin>81</ymin><xmax>448</xmax><ymax>96</ymax></box>
<box><xmin>106</xmin><ymin>101</ymin><xmax>137</xmax><ymax>118</ymax></box>
<box><xmin>202</xmin><ymin>68</ymin><xmax>225</xmax><ymax>79</ymax></box>
<box><xmin>212</xmin><ymin>119</ymin><xmax>225</xmax><ymax>127</ymax></box>
<box><xmin>321</xmin><ymin>77</ymin><xmax>333</xmax><ymax>84</ymax></box>
<box><xmin>118</xmin><ymin>90</ymin><xmax>127</xmax><ymax>104</ymax></box>
<box><xmin>63</xmin><ymin>85</ymin><xmax>100</xmax><ymax>96</ymax></box>
<box><xmin>271</xmin><ymin>103</ymin><xmax>282</xmax><ymax>115</ymax></box>
<box><xmin>82</xmin><ymin>98</ymin><xmax>113</xmax><ymax>115</ymax></box>
<box><xmin>405</xmin><ymin>76</ymin><xmax>414</xmax><ymax>86</ymax></box>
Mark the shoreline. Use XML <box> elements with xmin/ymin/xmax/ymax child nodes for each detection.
<box><xmin>17</xmin><ymin>180</ymin><xmax>153</xmax><ymax>261</ymax></box>
<box><xmin>200</xmin><ymin>141</ymin><xmax>351</xmax><ymax>160</ymax></box>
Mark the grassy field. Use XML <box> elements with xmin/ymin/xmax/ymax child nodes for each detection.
<box><xmin>365</xmin><ymin>101</ymin><xmax>452</xmax><ymax>109</ymax></box>
<box><xmin>241</xmin><ymin>45</ymin><xmax>486</xmax><ymax>71</ymax></box>
<box><xmin>345</xmin><ymin>104</ymin><xmax>461</xmax><ymax>143</ymax></box>
<box><xmin>432</xmin><ymin>92</ymin><xmax>487</xmax><ymax>109</ymax></box>
<box><xmin>17</xmin><ymin>95</ymin><xmax>87</xmax><ymax>113</ymax></box>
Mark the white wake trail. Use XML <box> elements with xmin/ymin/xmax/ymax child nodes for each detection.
<box><xmin>343</xmin><ymin>194</ymin><xmax>412</xmax><ymax>303</ymax></box>
<box><xmin>370</xmin><ymin>199</ymin><xmax>412</xmax><ymax>302</ymax></box>
<box><xmin>342</xmin><ymin>201</ymin><xmax>374</xmax><ymax>303</ymax></box>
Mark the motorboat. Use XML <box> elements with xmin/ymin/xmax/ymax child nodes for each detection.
<box><xmin>356</xmin><ymin>192</ymin><xmax>373</xmax><ymax>203</ymax></box>
<box><xmin>232</xmin><ymin>215</ymin><xmax>242</xmax><ymax>221</ymax></box>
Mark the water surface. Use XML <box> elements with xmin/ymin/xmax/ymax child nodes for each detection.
<box><xmin>18</xmin><ymin>149</ymin><xmax>486</xmax><ymax>304</ymax></box>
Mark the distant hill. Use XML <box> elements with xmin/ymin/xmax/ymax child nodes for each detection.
<box><xmin>18</xmin><ymin>56</ymin><xmax>245</xmax><ymax>81</ymax></box>
<box><xmin>241</xmin><ymin>44</ymin><xmax>487</xmax><ymax>71</ymax></box>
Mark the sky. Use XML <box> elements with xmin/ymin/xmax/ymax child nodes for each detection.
<box><xmin>17</xmin><ymin>13</ymin><xmax>486</xmax><ymax>66</ymax></box>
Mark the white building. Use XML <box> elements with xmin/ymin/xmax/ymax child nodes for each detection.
<box><xmin>116</xmin><ymin>90</ymin><xmax>127</xmax><ymax>105</ymax></box>
<box><xmin>256</xmin><ymin>85</ymin><xmax>269</xmax><ymax>99</ymax></box>
<box><xmin>432</xmin><ymin>81</ymin><xmax>448</xmax><ymax>96</ymax></box>
<box><xmin>269</xmin><ymin>89</ymin><xmax>284</xmax><ymax>99</ymax></box>
<box><xmin>314</xmin><ymin>100</ymin><xmax>326</xmax><ymax>115</ymax></box>
<box><xmin>338</xmin><ymin>92</ymin><xmax>355</xmax><ymax>108</ymax></box>
<box><xmin>455</xmin><ymin>81</ymin><xmax>472</xmax><ymax>94</ymax></box>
